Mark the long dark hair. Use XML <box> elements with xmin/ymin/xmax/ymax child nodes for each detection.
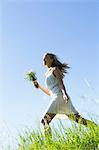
<box><xmin>45</xmin><ymin>53</ymin><xmax>70</xmax><ymax>78</ymax></box>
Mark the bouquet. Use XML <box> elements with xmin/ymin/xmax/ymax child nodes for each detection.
<box><xmin>25</xmin><ymin>71</ymin><xmax>39</xmax><ymax>88</ymax></box>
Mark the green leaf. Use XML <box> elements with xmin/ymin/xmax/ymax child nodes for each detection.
<box><xmin>25</xmin><ymin>71</ymin><xmax>37</xmax><ymax>81</ymax></box>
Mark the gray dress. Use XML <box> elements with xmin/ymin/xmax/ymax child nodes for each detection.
<box><xmin>42</xmin><ymin>71</ymin><xmax>78</xmax><ymax>116</ymax></box>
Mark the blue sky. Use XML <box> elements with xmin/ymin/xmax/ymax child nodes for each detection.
<box><xmin>0</xmin><ymin>1</ymin><xmax>99</xmax><ymax>148</ymax></box>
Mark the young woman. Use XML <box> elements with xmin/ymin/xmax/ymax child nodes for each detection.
<box><xmin>33</xmin><ymin>53</ymin><xmax>96</xmax><ymax>137</ymax></box>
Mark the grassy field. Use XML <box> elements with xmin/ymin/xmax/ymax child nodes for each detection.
<box><xmin>17</xmin><ymin>120</ymin><xmax>99</xmax><ymax>150</ymax></box>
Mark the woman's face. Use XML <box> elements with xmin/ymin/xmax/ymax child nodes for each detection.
<box><xmin>43</xmin><ymin>54</ymin><xmax>53</xmax><ymax>68</ymax></box>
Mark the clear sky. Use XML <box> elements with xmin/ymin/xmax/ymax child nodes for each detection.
<box><xmin>0</xmin><ymin>1</ymin><xmax>99</xmax><ymax>148</ymax></box>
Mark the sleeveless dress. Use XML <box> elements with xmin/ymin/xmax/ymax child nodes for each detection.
<box><xmin>42</xmin><ymin>70</ymin><xmax>78</xmax><ymax>117</ymax></box>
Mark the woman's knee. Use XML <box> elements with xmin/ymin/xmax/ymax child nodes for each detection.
<box><xmin>74</xmin><ymin>114</ymin><xmax>87</xmax><ymax>125</ymax></box>
<box><xmin>74</xmin><ymin>113</ymin><xmax>81</xmax><ymax>122</ymax></box>
<box><xmin>40</xmin><ymin>114</ymin><xmax>52</xmax><ymax>126</ymax></box>
<box><xmin>67</xmin><ymin>113</ymin><xmax>80</xmax><ymax>123</ymax></box>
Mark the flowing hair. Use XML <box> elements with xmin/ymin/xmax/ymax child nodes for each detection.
<box><xmin>45</xmin><ymin>53</ymin><xmax>70</xmax><ymax>78</ymax></box>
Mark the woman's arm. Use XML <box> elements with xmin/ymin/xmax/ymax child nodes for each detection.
<box><xmin>59</xmin><ymin>80</ymin><xmax>70</xmax><ymax>99</ymax></box>
<box><xmin>59</xmin><ymin>79</ymin><xmax>67</xmax><ymax>95</ymax></box>
<box><xmin>39</xmin><ymin>84</ymin><xmax>51</xmax><ymax>96</ymax></box>
<box><xmin>53</xmin><ymin>67</ymin><xmax>69</xmax><ymax>101</ymax></box>
<box><xmin>32</xmin><ymin>81</ymin><xmax>51</xmax><ymax>96</ymax></box>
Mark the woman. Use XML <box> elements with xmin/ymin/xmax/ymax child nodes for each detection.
<box><xmin>33</xmin><ymin>53</ymin><xmax>96</xmax><ymax>137</ymax></box>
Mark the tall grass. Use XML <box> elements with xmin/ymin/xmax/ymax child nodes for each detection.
<box><xmin>18</xmin><ymin>120</ymin><xmax>99</xmax><ymax>150</ymax></box>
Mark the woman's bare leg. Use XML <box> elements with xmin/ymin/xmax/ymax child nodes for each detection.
<box><xmin>41</xmin><ymin>113</ymin><xmax>56</xmax><ymax>138</ymax></box>
<box><xmin>67</xmin><ymin>113</ymin><xmax>97</xmax><ymax>126</ymax></box>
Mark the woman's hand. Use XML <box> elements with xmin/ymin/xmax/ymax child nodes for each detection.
<box><xmin>63</xmin><ymin>93</ymin><xmax>70</xmax><ymax>103</ymax></box>
<box><xmin>32</xmin><ymin>81</ymin><xmax>39</xmax><ymax>88</ymax></box>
